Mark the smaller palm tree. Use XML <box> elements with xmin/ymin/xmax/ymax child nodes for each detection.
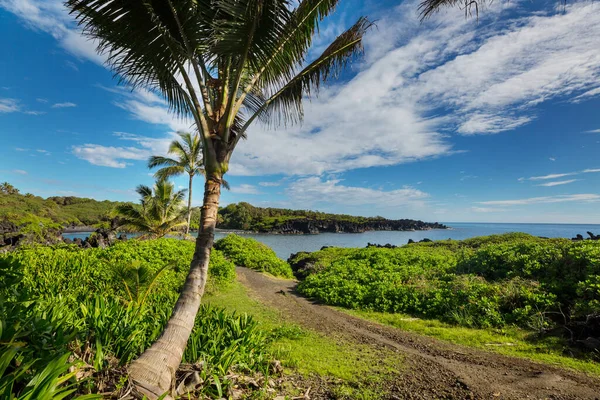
<box><xmin>148</xmin><ymin>132</ymin><xmax>204</xmax><ymax>235</ymax></box>
<box><xmin>116</xmin><ymin>180</ymin><xmax>187</xmax><ymax>239</ymax></box>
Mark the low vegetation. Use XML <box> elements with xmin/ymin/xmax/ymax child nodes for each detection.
<box><xmin>215</xmin><ymin>234</ymin><xmax>294</xmax><ymax>278</ymax></box>
<box><xmin>0</xmin><ymin>186</ymin><xmax>126</xmax><ymax>228</ymax></box>
<box><xmin>293</xmin><ymin>233</ymin><xmax>600</xmax><ymax>360</ymax></box>
<box><xmin>218</xmin><ymin>202</ymin><xmax>445</xmax><ymax>232</ymax></box>
<box><xmin>0</xmin><ymin>240</ymin><xmax>272</xmax><ymax>398</ymax></box>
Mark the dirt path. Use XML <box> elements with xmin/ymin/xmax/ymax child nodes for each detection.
<box><xmin>236</xmin><ymin>267</ymin><xmax>600</xmax><ymax>400</ymax></box>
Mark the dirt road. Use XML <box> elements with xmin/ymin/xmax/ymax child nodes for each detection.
<box><xmin>236</xmin><ymin>267</ymin><xmax>600</xmax><ymax>400</ymax></box>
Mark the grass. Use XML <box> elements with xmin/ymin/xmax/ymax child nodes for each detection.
<box><xmin>342</xmin><ymin>309</ymin><xmax>600</xmax><ymax>376</ymax></box>
<box><xmin>204</xmin><ymin>282</ymin><xmax>402</xmax><ymax>399</ymax></box>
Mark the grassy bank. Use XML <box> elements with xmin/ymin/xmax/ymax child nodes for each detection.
<box><xmin>204</xmin><ymin>282</ymin><xmax>402</xmax><ymax>399</ymax></box>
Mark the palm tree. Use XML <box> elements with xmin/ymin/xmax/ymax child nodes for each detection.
<box><xmin>116</xmin><ymin>180</ymin><xmax>187</xmax><ymax>239</ymax></box>
<box><xmin>148</xmin><ymin>132</ymin><xmax>204</xmax><ymax>235</ymax></box>
<box><xmin>67</xmin><ymin>0</ymin><xmax>372</xmax><ymax>396</ymax></box>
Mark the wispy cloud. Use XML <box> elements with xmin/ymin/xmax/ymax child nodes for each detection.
<box><xmin>286</xmin><ymin>177</ymin><xmax>429</xmax><ymax>208</ymax></box>
<box><xmin>585</xmin><ymin>129</ymin><xmax>600</xmax><ymax>133</ymax></box>
<box><xmin>72</xmin><ymin>144</ymin><xmax>150</xmax><ymax>168</ymax></box>
<box><xmin>537</xmin><ymin>179</ymin><xmax>579</xmax><ymax>187</ymax></box>
<box><xmin>549</xmin><ymin>157</ymin><xmax>556</xmax><ymax>161</ymax></box>
<box><xmin>258</xmin><ymin>181</ymin><xmax>281</xmax><ymax>187</ymax></box>
<box><xmin>65</xmin><ymin>60</ymin><xmax>79</xmax><ymax>72</ymax></box>
<box><xmin>521</xmin><ymin>168</ymin><xmax>600</xmax><ymax>181</ymax></box>
<box><xmin>23</xmin><ymin>110</ymin><xmax>46</xmax><ymax>115</ymax></box>
<box><xmin>72</xmin><ymin>131</ymin><xmax>176</xmax><ymax>168</ymax></box>
<box><xmin>230</xmin><ymin>184</ymin><xmax>262</xmax><ymax>195</ymax></box>
<box><xmin>471</xmin><ymin>207</ymin><xmax>508</xmax><ymax>213</ymax></box>
<box><xmin>0</xmin><ymin>0</ymin><xmax>105</xmax><ymax>64</ymax></box>
<box><xmin>479</xmin><ymin>194</ymin><xmax>600</xmax><ymax>206</ymax></box>
<box><xmin>52</xmin><ymin>102</ymin><xmax>77</xmax><ymax>108</ymax></box>
<box><xmin>0</xmin><ymin>98</ymin><xmax>19</xmax><ymax>113</ymax></box>
<box><xmin>12</xmin><ymin>169</ymin><xmax>27</xmax><ymax>175</ymax></box>
<box><xmin>36</xmin><ymin>98</ymin><xmax>48</xmax><ymax>103</ymax></box>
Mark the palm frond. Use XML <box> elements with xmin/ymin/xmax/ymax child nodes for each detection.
<box><xmin>246</xmin><ymin>16</ymin><xmax>372</xmax><ymax>129</ymax></box>
<box><xmin>155</xmin><ymin>166</ymin><xmax>186</xmax><ymax>181</ymax></box>
<box><xmin>418</xmin><ymin>0</ymin><xmax>485</xmax><ymax>20</ymax></box>
<box><xmin>67</xmin><ymin>0</ymin><xmax>210</xmax><ymax>117</ymax></box>
<box><xmin>253</xmin><ymin>0</ymin><xmax>342</xmax><ymax>92</ymax></box>
<box><xmin>148</xmin><ymin>155</ymin><xmax>180</xmax><ymax>169</ymax></box>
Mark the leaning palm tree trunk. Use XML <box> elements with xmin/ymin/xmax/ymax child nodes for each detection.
<box><xmin>129</xmin><ymin>175</ymin><xmax>220</xmax><ymax>397</ymax></box>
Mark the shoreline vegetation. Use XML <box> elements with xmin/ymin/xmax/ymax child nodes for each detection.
<box><xmin>1</xmin><ymin>232</ymin><xmax>599</xmax><ymax>398</ymax></box>
<box><xmin>1</xmin><ymin>188</ymin><xmax>447</xmax><ymax>251</ymax></box>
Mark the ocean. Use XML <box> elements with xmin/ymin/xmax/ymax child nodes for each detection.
<box><xmin>63</xmin><ymin>222</ymin><xmax>600</xmax><ymax>259</ymax></box>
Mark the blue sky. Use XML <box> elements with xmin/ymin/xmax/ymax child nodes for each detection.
<box><xmin>1</xmin><ymin>0</ymin><xmax>600</xmax><ymax>223</ymax></box>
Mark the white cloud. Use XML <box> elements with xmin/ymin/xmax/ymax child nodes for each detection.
<box><xmin>12</xmin><ymin>169</ymin><xmax>27</xmax><ymax>175</ymax></box>
<box><xmin>0</xmin><ymin>0</ymin><xmax>105</xmax><ymax>64</ymax></box>
<box><xmin>230</xmin><ymin>184</ymin><xmax>262</xmax><ymax>195</ymax></box>
<box><xmin>258</xmin><ymin>181</ymin><xmax>281</xmax><ymax>187</ymax></box>
<box><xmin>585</xmin><ymin>129</ymin><xmax>600</xmax><ymax>133</ymax></box>
<box><xmin>36</xmin><ymin>98</ymin><xmax>48</xmax><ymax>103</ymax></box>
<box><xmin>0</xmin><ymin>98</ymin><xmax>19</xmax><ymax>113</ymax></box>
<box><xmin>52</xmin><ymin>102</ymin><xmax>77</xmax><ymax>108</ymax></box>
<box><xmin>23</xmin><ymin>110</ymin><xmax>46</xmax><ymax>115</ymax></box>
<box><xmin>523</xmin><ymin>168</ymin><xmax>600</xmax><ymax>181</ymax></box>
<box><xmin>72</xmin><ymin>144</ymin><xmax>150</xmax><ymax>168</ymax></box>
<box><xmin>549</xmin><ymin>157</ymin><xmax>556</xmax><ymax>161</ymax></box>
<box><xmin>285</xmin><ymin>177</ymin><xmax>429</xmax><ymax>208</ymax></box>
<box><xmin>471</xmin><ymin>207</ymin><xmax>508</xmax><ymax>213</ymax></box>
<box><xmin>65</xmin><ymin>60</ymin><xmax>79</xmax><ymax>72</ymax></box>
<box><xmin>537</xmin><ymin>179</ymin><xmax>579</xmax><ymax>187</ymax></box>
<box><xmin>15</xmin><ymin>148</ymin><xmax>29</xmax><ymax>151</ymax></box>
<box><xmin>479</xmin><ymin>194</ymin><xmax>600</xmax><ymax>206</ymax></box>
<box><xmin>72</xmin><ymin>131</ymin><xmax>177</xmax><ymax>168</ymax></box>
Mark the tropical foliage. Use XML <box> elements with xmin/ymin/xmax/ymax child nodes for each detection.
<box><xmin>148</xmin><ymin>132</ymin><xmax>204</xmax><ymax>234</ymax></box>
<box><xmin>115</xmin><ymin>180</ymin><xmax>187</xmax><ymax>238</ymax></box>
<box><xmin>215</xmin><ymin>234</ymin><xmax>294</xmax><ymax>278</ymax></box>
<box><xmin>0</xmin><ymin>186</ymin><xmax>125</xmax><ymax>228</ymax></box>
<box><xmin>0</xmin><ymin>240</ymin><xmax>270</xmax><ymax>398</ymax></box>
<box><xmin>220</xmin><ymin>202</ymin><xmax>398</xmax><ymax>231</ymax></box>
<box><xmin>294</xmin><ymin>234</ymin><xmax>600</xmax><ymax>345</ymax></box>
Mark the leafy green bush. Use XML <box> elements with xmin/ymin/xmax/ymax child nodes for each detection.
<box><xmin>297</xmin><ymin>234</ymin><xmax>600</xmax><ymax>331</ymax></box>
<box><xmin>0</xmin><ymin>239</ymin><xmax>267</xmax><ymax>398</ymax></box>
<box><xmin>215</xmin><ymin>234</ymin><xmax>293</xmax><ymax>278</ymax></box>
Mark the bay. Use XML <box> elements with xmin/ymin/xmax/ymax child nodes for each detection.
<box><xmin>63</xmin><ymin>222</ymin><xmax>600</xmax><ymax>259</ymax></box>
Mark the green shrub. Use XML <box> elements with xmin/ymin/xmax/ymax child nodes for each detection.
<box><xmin>0</xmin><ymin>239</ymin><xmax>266</xmax><ymax>398</ymax></box>
<box><xmin>215</xmin><ymin>234</ymin><xmax>293</xmax><ymax>278</ymax></box>
<box><xmin>297</xmin><ymin>234</ymin><xmax>600</xmax><ymax>330</ymax></box>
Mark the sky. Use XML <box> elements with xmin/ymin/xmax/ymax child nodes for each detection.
<box><xmin>1</xmin><ymin>0</ymin><xmax>600</xmax><ymax>224</ymax></box>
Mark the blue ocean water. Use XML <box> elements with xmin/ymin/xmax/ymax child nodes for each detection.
<box><xmin>63</xmin><ymin>222</ymin><xmax>600</xmax><ymax>259</ymax></box>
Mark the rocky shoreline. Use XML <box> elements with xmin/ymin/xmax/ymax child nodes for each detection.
<box><xmin>225</xmin><ymin>219</ymin><xmax>448</xmax><ymax>235</ymax></box>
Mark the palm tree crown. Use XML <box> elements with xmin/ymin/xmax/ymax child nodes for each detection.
<box><xmin>116</xmin><ymin>180</ymin><xmax>187</xmax><ymax>239</ymax></box>
<box><xmin>149</xmin><ymin>132</ymin><xmax>204</xmax><ymax>235</ymax></box>
<box><xmin>148</xmin><ymin>132</ymin><xmax>204</xmax><ymax>181</ymax></box>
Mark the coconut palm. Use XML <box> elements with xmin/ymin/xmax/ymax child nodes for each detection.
<box><xmin>116</xmin><ymin>180</ymin><xmax>187</xmax><ymax>239</ymax></box>
<box><xmin>148</xmin><ymin>131</ymin><xmax>204</xmax><ymax>235</ymax></box>
<box><xmin>67</xmin><ymin>0</ymin><xmax>372</xmax><ymax>396</ymax></box>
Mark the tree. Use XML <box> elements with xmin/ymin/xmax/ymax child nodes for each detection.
<box><xmin>0</xmin><ymin>182</ymin><xmax>19</xmax><ymax>195</ymax></box>
<box><xmin>115</xmin><ymin>180</ymin><xmax>187</xmax><ymax>239</ymax></box>
<box><xmin>148</xmin><ymin>131</ymin><xmax>204</xmax><ymax>235</ymax></box>
<box><xmin>66</xmin><ymin>0</ymin><xmax>372</xmax><ymax>396</ymax></box>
